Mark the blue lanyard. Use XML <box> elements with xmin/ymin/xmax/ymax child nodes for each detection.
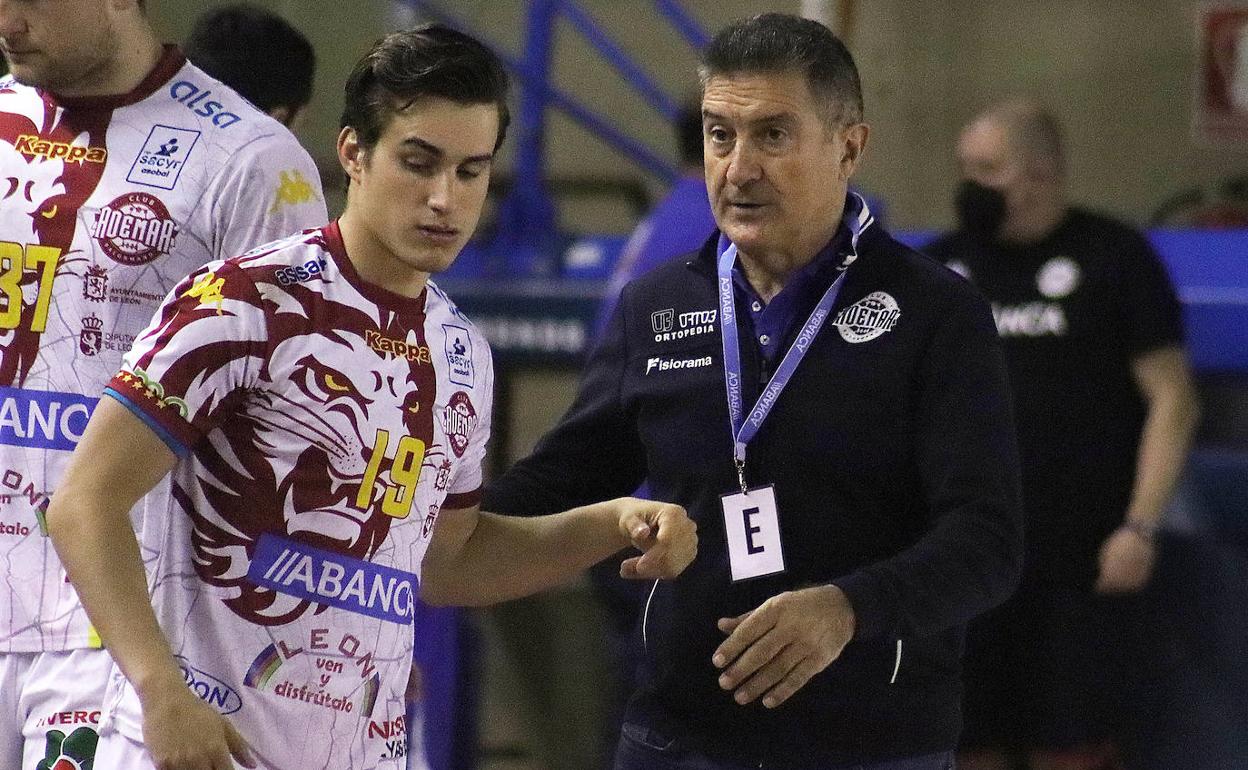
<box><xmin>717</xmin><ymin>195</ymin><xmax>873</xmax><ymax>492</ymax></box>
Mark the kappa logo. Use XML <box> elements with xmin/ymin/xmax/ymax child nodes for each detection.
<box><xmin>1037</xmin><ymin>256</ymin><xmax>1080</xmax><ymax>299</ymax></box>
<box><xmin>834</xmin><ymin>292</ymin><xmax>901</xmax><ymax>343</ymax></box>
<box><xmin>365</xmin><ymin>330</ymin><xmax>431</xmax><ymax>363</ymax></box>
<box><xmin>645</xmin><ymin>355</ymin><xmax>712</xmax><ymax>375</ymax></box>
<box><xmin>90</xmin><ymin>192</ymin><xmax>179</xmax><ymax>265</ymax></box>
<box><xmin>13</xmin><ymin>134</ymin><xmax>106</xmax><ymax>164</ymax></box>
<box><xmin>270</xmin><ymin>169</ymin><xmax>321</xmax><ymax>214</ymax></box>
<box><xmin>127</xmin><ymin>125</ymin><xmax>200</xmax><ymax>190</ymax></box>
<box><xmin>651</xmin><ymin>308</ymin><xmax>717</xmax><ymax>343</ymax></box>
<box><xmin>183</xmin><ymin>271</ymin><xmax>226</xmax><ymax>314</ymax></box>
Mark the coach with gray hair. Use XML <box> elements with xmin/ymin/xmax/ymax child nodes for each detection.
<box><xmin>485</xmin><ymin>13</ymin><xmax>1023</xmax><ymax>769</ymax></box>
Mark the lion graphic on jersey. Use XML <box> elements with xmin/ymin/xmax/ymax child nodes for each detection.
<box><xmin>0</xmin><ymin>93</ymin><xmax>109</xmax><ymax>386</ymax></box>
<box><xmin>156</xmin><ymin>261</ymin><xmax>445</xmax><ymax>626</ymax></box>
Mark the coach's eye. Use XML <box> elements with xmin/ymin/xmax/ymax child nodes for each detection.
<box><xmin>324</xmin><ymin>373</ymin><xmax>350</xmax><ymax>393</ymax></box>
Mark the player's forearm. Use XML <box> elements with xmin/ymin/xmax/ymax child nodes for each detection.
<box><xmin>422</xmin><ymin>503</ymin><xmax>630</xmax><ymax>606</ymax></box>
<box><xmin>1126</xmin><ymin>384</ymin><xmax>1200</xmax><ymax>527</ymax></box>
<box><xmin>47</xmin><ymin>487</ymin><xmax>183</xmax><ymax>701</ymax></box>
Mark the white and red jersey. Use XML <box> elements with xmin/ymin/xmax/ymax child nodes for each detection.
<box><xmin>102</xmin><ymin>222</ymin><xmax>492</xmax><ymax>769</ymax></box>
<box><xmin>0</xmin><ymin>46</ymin><xmax>328</xmax><ymax>651</ymax></box>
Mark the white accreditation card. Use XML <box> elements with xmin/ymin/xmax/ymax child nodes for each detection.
<box><xmin>721</xmin><ymin>485</ymin><xmax>786</xmax><ymax>582</ymax></box>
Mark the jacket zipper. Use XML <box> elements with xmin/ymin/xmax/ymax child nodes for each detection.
<box><xmin>641</xmin><ymin>579</ymin><xmax>660</xmax><ymax>652</ymax></box>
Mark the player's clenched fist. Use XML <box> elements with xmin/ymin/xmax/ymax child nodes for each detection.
<box><xmin>614</xmin><ymin>498</ymin><xmax>698</xmax><ymax>580</ymax></box>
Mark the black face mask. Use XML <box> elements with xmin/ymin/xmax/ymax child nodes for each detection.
<box><xmin>954</xmin><ymin>179</ymin><xmax>1007</xmax><ymax>239</ymax></box>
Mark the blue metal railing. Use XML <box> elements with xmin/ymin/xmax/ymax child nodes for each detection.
<box><xmin>403</xmin><ymin>0</ymin><xmax>708</xmax><ymax>268</ymax></box>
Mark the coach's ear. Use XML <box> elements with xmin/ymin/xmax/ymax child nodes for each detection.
<box><xmin>337</xmin><ymin>127</ymin><xmax>367</xmax><ymax>185</ymax></box>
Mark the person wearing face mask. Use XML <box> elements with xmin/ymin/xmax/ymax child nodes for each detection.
<box><xmin>925</xmin><ymin>101</ymin><xmax>1201</xmax><ymax>770</ymax></box>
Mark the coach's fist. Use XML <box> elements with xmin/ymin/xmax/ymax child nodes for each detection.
<box><xmin>614</xmin><ymin>498</ymin><xmax>697</xmax><ymax>580</ymax></box>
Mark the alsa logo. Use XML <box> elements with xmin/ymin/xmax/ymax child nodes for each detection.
<box><xmin>177</xmin><ymin>657</ymin><xmax>243</xmax><ymax>715</ymax></box>
<box><xmin>248</xmin><ymin>533</ymin><xmax>417</xmax><ymax>625</ymax></box>
<box><xmin>14</xmin><ymin>134</ymin><xmax>106</xmax><ymax>164</ymax></box>
<box><xmin>365</xmin><ymin>330</ymin><xmax>431</xmax><ymax>364</ymax></box>
<box><xmin>645</xmin><ymin>355</ymin><xmax>712</xmax><ymax>375</ymax></box>
<box><xmin>169</xmin><ymin>80</ymin><xmax>242</xmax><ymax>128</ymax></box>
<box><xmin>275</xmin><ymin>258</ymin><xmax>327</xmax><ymax>286</ymax></box>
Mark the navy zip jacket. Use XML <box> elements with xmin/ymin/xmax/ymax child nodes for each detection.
<box><xmin>483</xmin><ymin>219</ymin><xmax>1024</xmax><ymax>767</ymax></box>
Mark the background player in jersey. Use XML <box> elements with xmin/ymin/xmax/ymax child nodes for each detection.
<box><xmin>0</xmin><ymin>0</ymin><xmax>326</xmax><ymax>768</ymax></box>
<box><xmin>45</xmin><ymin>25</ymin><xmax>697</xmax><ymax>770</ymax></box>
<box><xmin>925</xmin><ymin>100</ymin><xmax>1200</xmax><ymax>770</ymax></box>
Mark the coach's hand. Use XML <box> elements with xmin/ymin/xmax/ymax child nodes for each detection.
<box><xmin>1095</xmin><ymin>524</ymin><xmax>1156</xmax><ymax>594</ymax></box>
<box><xmin>615</xmin><ymin>498</ymin><xmax>697</xmax><ymax>580</ymax></box>
<box><xmin>140</xmin><ymin>674</ymin><xmax>255</xmax><ymax>770</ymax></box>
<box><xmin>713</xmin><ymin>585</ymin><xmax>854</xmax><ymax>708</ymax></box>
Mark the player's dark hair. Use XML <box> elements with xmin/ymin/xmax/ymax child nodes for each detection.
<box><xmin>184</xmin><ymin>4</ymin><xmax>315</xmax><ymax>115</ymax></box>
<box><xmin>342</xmin><ymin>24</ymin><xmax>510</xmax><ymax>152</ymax></box>
<box><xmin>700</xmin><ymin>13</ymin><xmax>863</xmax><ymax>127</ymax></box>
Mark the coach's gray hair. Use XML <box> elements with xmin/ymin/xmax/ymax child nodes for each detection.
<box><xmin>699</xmin><ymin>13</ymin><xmax>864</xmax><ymax>128</ymax></box>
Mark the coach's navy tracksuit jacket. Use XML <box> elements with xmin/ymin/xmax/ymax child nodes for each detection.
<box><xmin>483</xmin><ymin>218</ymin><xmax>1024</xmax><ymax>768</ymax></box>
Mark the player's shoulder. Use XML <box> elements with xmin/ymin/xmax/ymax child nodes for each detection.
<box><xmin>425</xmin><ymin>280</ymin><xmax>488</xmax><ymax>344</ymax></box>
<box><xmin>140</xmin><ymin>57</ymin><xmax>308</xmax><ymax>157</ymax></box>
<box><xmin>225</xmin><ymin>227</ymin><xmax>332</xmax><ymax>284</ymax></box>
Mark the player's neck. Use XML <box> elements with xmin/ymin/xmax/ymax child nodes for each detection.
<box><xmin>337</xmin><ymin>211</ymin><xmax>430</xmax><ymax>299</ymax></box>
<box><xmin>55</xmin><ymin>32</ymin><xmax>164</xmax><ymax>99</ymax></box>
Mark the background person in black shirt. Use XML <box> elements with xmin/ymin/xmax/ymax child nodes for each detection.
<box><xmin>926</xmin><ymin>100</ymin><xmax>1200</xmax><ymax>770</ymax></box>
<box><xmin>487</xmin><ymin>14</ymin><xmax>1023</xmax><ymax>770</ymax></box>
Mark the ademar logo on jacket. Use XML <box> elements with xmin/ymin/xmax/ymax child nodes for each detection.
<box><xmin>834</xmin><ymin>292</ymin><xmax>901</xmax><ymax>343</ymax></box>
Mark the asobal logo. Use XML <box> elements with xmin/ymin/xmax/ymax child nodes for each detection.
<box><xmin>645</xmin><ymin>355</ymin><xmax>713</xmax><ymax>375</ymax></box>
